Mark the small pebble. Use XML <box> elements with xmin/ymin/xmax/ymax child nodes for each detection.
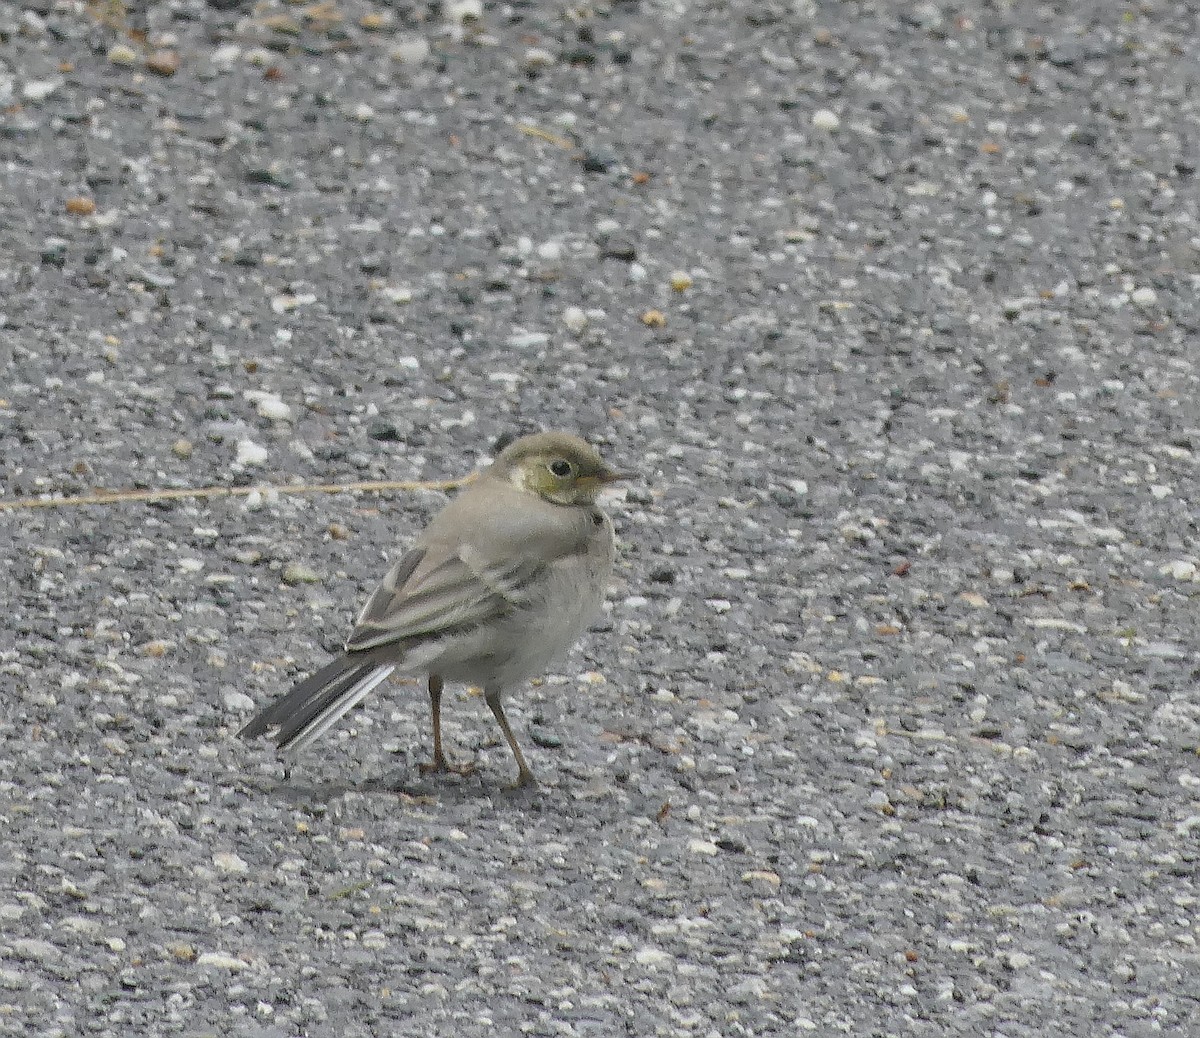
<box><xmin>196</xmin><ymin>952</ymin><xmax>247</xmax><ymax>970</ymax></box>
<box><xmin>168</xmin><ymin>942</ymin><xmax>197</xmax><ymax>962</ymax></box>
<box><xmin>235</xmin><ymin>440</ymin><xmax>269</xmax><ymax>467</ymax></box>
<box><xmin>212</xmin><ymin>852</ymin><xmax>249</xmax><ymax>875</ymax></box>
<box><xmin>256</xmin><ymin>397</ymin><xmax>292</xmax><ymax>422</ymax></box>
<box><xmin>812</xmin><ymin>109</ymin><xmax>840</xmax><ymax>130</ymax></box>
<box><xmin>444</xmin><ymin>0</ymin><xmax>482</xmax><ymax>21</ymax></box>
<box><xmin>507</xmin><ymin>331</ymin><xmax>550</xmax><ymax>349</ymax></box>
<box><xmin>1130</xmin><ymin>286</ymin><xmax>1157</xmax><ymax>307</ymax></box>
<box><xmin>108</xmin><ymin>43</ymin><xmax>138</xmax><ymax>67</ymax></box>
<box><xmin>670</xmin><ymin>271</ymin><xmax>693</xmax><ymax>292</ymax></box>
<box><xmin>172</xmin><ymin>438</ymin><xmax>194</xmax><ymax>459</ymax></box>
<box><xmin>224</xmin><ymin>691</ymin><xmax>256</xmax><ymax>712</ymax></box>
<box><xmin>1159</xmin><ymin>560</ymin><xmax>1197</xmax><ymax>581</ymax></box>
<box><xmin>392</xmin><ymin>36</ymin><xmax>431</xmax><ymax>64</ymax></box>
<box><xmin>635</xmin><ymin>947</ymin><xmax>672</xmax><ymax>966</ymax></box>
<box><xmin>146</xmin><ymin>51</ymin><xmax>180</xmax><ymax>77</ymax></box>
<box><xmin>141</xmin><ymin>640</ymin><xmax>173</xmax><ymax>658</ymax></box>
<box><xmin>640</xmin><ymin>309</ymin><xmax>666</xmax><ymax>328</ymax></box>
<box><xmin>742</xmin><ymin>870</ymin><xmax>782</xmax><ymax>888</ymax></box>
<box><xmin>271</xmin><ymin>293</ymin><xmax>316</xmax><ymax>314</ymax></box>
<box><xmin>525</xmin><ymin>48</ymin><xmax>556</xmax><ymax>69</ymax></box>
<box><xmin>282</xmin><ymin>562</ymin><xmax>321</xmax><ymax>586</ymax></box>
<box><xmin>23</xmin><ymin>79</ymin><xmax>61</xmax><ymax>102</ymax></box>
<box><xmin>562</xmin><ymin>306</ymin><xmax>588</xmax><ymax>333</ymax></box>
<box><xmin>10</xmin><ymin>939</ymin><xmax>60</xmax><ymax>962</ymax></box>
<box><xmin>382</xmin><ymin>285</ymin><xmax>413</xmax><ymax>304</ymax></box>
<box><xmin>360</xmin><ymin>11</ymin><xmax>392</xmax><ymax>31</ymax></box>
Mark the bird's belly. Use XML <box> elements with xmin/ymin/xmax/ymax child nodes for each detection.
<box><xmin>430</xmin><ymin>555</ymin><xmax>607</xmax><ymax>689</ymax></box>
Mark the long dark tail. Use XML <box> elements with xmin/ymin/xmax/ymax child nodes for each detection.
<box><xmin>238</xmin><ymin>654</ymin><xmax>396</xmax><ymax>753</ymax></box>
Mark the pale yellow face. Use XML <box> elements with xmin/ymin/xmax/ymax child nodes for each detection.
<box><xmin>492</xmin><ymin>432</ymin><xmax>625</xmax><ymax>506</ymax></box>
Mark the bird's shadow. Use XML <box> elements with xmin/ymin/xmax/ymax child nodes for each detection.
<box><xmin>239</xmin><ymin>763</ymin><xmax>549</xmax><ymax>810</ymax></box>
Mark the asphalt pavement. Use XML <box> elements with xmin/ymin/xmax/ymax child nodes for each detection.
<box><xmin>2</xmin><ymin>1</ymin><xmax>1198</xmax><ymax>1035</ymax></box>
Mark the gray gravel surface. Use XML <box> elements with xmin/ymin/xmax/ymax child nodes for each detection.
<box><xmin>3</xmin><ymin>1</ymin><xmax>1199</xmax><ymax>1035</ymax></box>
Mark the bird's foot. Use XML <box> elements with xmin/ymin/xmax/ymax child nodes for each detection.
<box><xmin>418</xmin><ymin>756</ymin><xmax>477</xmax><ymax>778</ymax></box>
<box><xmin>507</xmin><ymin>769</ymin><xmax>539</xmax><ymax>792</ymax></box>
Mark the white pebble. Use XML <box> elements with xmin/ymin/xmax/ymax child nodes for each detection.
<box><xmin>22</xmin><ymin>79</ymin><xmax>61</xmax><ymax>102</ymax></box>
<box><xmin>1159</xmin><ymin>560</ymin><xmax>1197</xmax><ymax>581</ymax></box>
<box><xmin>811</xmin><ymin>109</ymin><xmax>840</xmax><ymax>130</ymax></box>
<box><xmin>507</xmin><ymin>331</ymin><xmax>550</xmax><ymax>349</ymax></box>
<box><xmin>235</xmin><ymin>439</ymin><xmax>270</xmax><ymax>467</ymax></box>
<box><xmin>271</xmin><ymin>293</ymin><xmax>316</xmax><ymax>313</ymax></box>
<box><xmin>353</xmin><ymin>103</ymin><xmax>375</xmax><ymax>122</ymax></box>
<box><xmin>444</xmin><ymin>0</ymin><xmax>482</xmax><ymax>21</ymax></box>
<box><xmin>107</xmin><ymin>44</ymin><xmax>138</xmax><ymax>67</ymax></box>
<box><xmin>562</xmin><ymin>306</ymin><xmax>588</xmax><ymax>333</ymax></box>
<box><xmin>179</xmin><ymin>558</ymin><xmax>205</xmax><ymax>574</ymax></box>
<box><xmin>1150</xmin><ymin>485</ymin><xmax>1171</xmax><ymax>499</ymax></box>
<box><xmin>536</xmin><ymin>240</ymin><xmax>563</xmax><ymax>261</ymax></box>
<box><xmin>1130</xmin><ymin>286</ymin><xmax>1157</xmax><ymax>307</ymax></box>
<box><xmin>224</xmin><ymin>691</ymin><xmax>257</xmax><ymax>712</ymax></box>
<box><xmin>10</xmin><ymin>939</ymin><xmax>59</xmax><ymax>961</ymax></box>
<box><xmin>212</xmin><ymin>852</ymin><xmax>249</xmax><ymax>874</ymax></box>
<box><xmin>382</xmin><ymin>285</ymin><xmax>413</xmax><ymax>304</ymax></box>
<box><xmin>196</xmin><ymin>952</ymin><xmax>247</xmax><ymax>970</ymax></box>
<box><xmin>688</xmin><ymin>839</ymin><xmax>719</xmax><ymax>856</ymax></box>
<box><xmin>257</xmin><ymin>398</ymin><xmax>292</xmax><ymax>421</ymax></box>
<box><xmin>525</xmin><ymin>48</ymin><xmax>556</xmax><ymax>68</ymax></box>
<box><xmin>635</xmin><ymin>947</ymin><xmax>672</xmax><ymax>966</ymax></box>
<box><xmin>391</xmin><ymin>35</ymin><xmax>430</xmax><ymax>64</ymax></box>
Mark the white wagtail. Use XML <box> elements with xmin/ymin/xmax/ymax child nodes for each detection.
<box><xmin>239</xmin><ymin>431</ymin><xmax>626</xmax><ymax>787</ymax></box>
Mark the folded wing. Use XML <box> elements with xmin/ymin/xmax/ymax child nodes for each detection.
<box><xmin>344</xmin><ymin>544</ymin><xmax>547</xmax><ymax>652</ymax></box>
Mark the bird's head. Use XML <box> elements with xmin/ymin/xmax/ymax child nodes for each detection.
<box><xmin>491</xmin><ymin>431</ymin><xmax>627</xmax><ymax>505</ymax></box>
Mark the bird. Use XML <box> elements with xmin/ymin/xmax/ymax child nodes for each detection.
<box><xmin>238</xmin><ymin>431</ymin><xmax>626</xmax><ymax>787</ymax></box>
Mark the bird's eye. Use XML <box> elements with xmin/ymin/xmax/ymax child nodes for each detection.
<box><xmin>548</xmin><ymin>459</ymin><xmax>573</xmax><ymax>478</ymax></box>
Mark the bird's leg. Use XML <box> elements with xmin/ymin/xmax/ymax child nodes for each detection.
<box><xmin>485</xmin><ymin>686</ymin><xmax>538</xmax><ymax>788</ymax></box>
<box><xmin>418</xmin><ymin>674</ymin><xmax>475</xmax><ymax>777</ymax></box>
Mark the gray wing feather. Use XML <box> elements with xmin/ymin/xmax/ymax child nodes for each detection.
<box><xmin>344</xmin><ymin>550</ymin><xmax>545</xmax><ymax>653</ymax></box>
<box><xmin>353</xmin><ymin>548</ymin><xmax>426</xmax><ymax>633</ymax></box>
